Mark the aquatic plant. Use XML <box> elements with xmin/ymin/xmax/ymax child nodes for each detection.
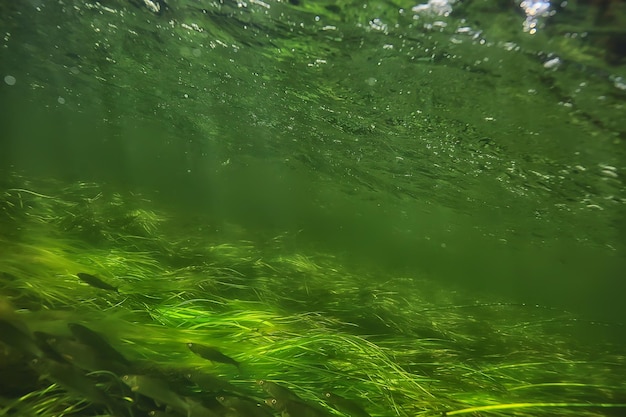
<box><xmin>0</xmin><ymin>174</ymin><xmax>625</xmax><ymax>417</ymax></box>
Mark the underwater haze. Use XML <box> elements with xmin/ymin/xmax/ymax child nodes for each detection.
<box><xmin>1</xmin><ymin>1</ymin><xmax>626</xmax><ymax>417</ymax></box>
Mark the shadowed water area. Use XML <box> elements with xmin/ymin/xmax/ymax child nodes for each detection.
<box><xmin>1</xmin><ymin>1</ymin><xmax>625</xmax><ymax>416</ymax></box>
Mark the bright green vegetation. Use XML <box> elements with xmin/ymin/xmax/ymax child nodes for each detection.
<box><xmin>1</xmin><ymin>1</ymin><xmax>625</xmax><ymax>416</ymax></box>
<box><xmin>1</xmin><ymin>173</ymin><xmax>624</xmax><ymax>416</ymax></box>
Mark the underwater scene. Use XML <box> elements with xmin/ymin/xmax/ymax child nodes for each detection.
<box><xmin>1</xmin><ymin>1</ymin><xmax>626</xmax><ymax>417</ymax></box>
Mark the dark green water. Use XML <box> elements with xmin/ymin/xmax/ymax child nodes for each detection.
<box><xmin>1</xmin><ymin>1</ymin><xmax>625</xmax><ymax>319</ymax></box>
<box><xmin>2</xmin><ymin>2</ymin><xmax>626</xmax><ymax>416</ymax></box>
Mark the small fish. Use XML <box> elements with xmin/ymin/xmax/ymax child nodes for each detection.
<box><xmin>148</xmin><ymin>411</ymin><xmax>172</xmax><ymax>417</ymax></box>
<box><xmin>186</xmin><ymin>370</ymin><xmax>239</xmax><ymax>393</ymax></box>
<box><xmin>33</xmin><ymin>331</ymin><xmax>69</xmax><ymax>363</ymax></box>
<box><xmin>68</xmin><ymin>323</ymin><xmax>130</xmax><ymax>366</ymax></box>
<box><xmin>216</xmin><ymin>395</ymin><xmax>274</xmax><ymax>417</ymax></box>
<box><xmin>77</xmin><ymin>272</ymin><xmax>119</xmax><ymax>292</ymax></box>
<box><xmin>256</xmin><ymin>380</ymin><xmax>301</xmax><ymax>402</ymax></box>
<box><xmin>187</xmin><ymin>343</ymin><xmax>240</xmax><ymax>369</ymax></box>
<box><xmin>0</xmin><ymin>319</ymin><xmax>43</xmax><ymax>358</ymax></box>
<box><xmin>122</xmin><ymin>374</ymin><xmax>189</xmax><ymax>414</ymax></box>
<box><xmin>48</xmin><ymin>337</ymin><xmax>128</xmax><ymax>374</ymax></box>
<box><xmin>187</xmin><ymin>397</ymin><xmax>221</xmax><ymax>417</ymax></box>
<box><xmin>31</xmin><ymin>357</ymin><xmax>111</xmax><ymax>405</ymax></box>
<box><xmin>323</xmin><ymin>392</ymin><xmax>372</xmax><ymax>417</ymax></box>
<box><xmin>265</xmin><ymin>398</ymin><xmax>331</xmax><ymax>417</ymax></box>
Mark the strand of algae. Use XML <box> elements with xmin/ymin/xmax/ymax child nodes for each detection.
<box><xmin>444</xmin><ymin>401</ymin><xmax>626</xmax><ymax>416</ymax></box>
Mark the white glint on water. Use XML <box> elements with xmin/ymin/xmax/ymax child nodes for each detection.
<box><xmin>543</xmin><ymin>57</ymin><xmax>561</xmax><ymax>70</ymax></box>
<box><xmin>412</xmin><ymin>0</ymin><xmax>455</xmax><ymax>16</ymax></box>
<box><xmin>520</xmin><ymin>0</ymin><xmax>552</xmax><ymax>34</ymax></box>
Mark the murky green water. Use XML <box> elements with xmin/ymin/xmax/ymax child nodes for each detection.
<box><xmin>1</xmin><ymin>1</ymin><xmax>625</xmax><ymax>416</ymax></box>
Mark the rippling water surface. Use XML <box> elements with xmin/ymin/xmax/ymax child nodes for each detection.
<box><xmin>1</xmin><ymin>1</ymin><xmax>625</xmax><ymax>415</ymax></box>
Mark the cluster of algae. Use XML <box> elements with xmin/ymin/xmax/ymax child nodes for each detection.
<box><xmin>1</xmin><ymin>172</ymin><xmax>625</xmax><ymax>417</ymax></box>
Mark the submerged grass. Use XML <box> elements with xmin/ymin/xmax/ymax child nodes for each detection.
<box><xmin>1</xmin><ymin>173</ymin><xmax>625</xmax><ymax>417</ymax></box>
